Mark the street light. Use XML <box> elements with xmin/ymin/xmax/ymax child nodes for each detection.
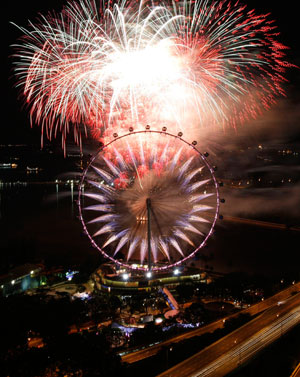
<box><xmin>146</xmin><ymin>271</ymin><xmax>152</xmax><ymax>279</ymax></box>
<box><xmin>166</xmin><ymin>346</ymin><xmax>173</xmax><ymax>368</ymax></box>
<box><xmin>234</xmin><ymin>339</ymin><xmax>241</xmax><ymax>365</ymax></box>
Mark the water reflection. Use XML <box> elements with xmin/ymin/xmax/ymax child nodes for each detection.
<box><xmin>0</xmin><ymin>181</ymin><xmax>78</xmax><ymax>219</ymax></box>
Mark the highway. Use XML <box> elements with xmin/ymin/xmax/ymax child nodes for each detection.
<box><xmin>157</xmin><ymin>292</ymin><xmax>300</xmax><ymax>377</ymax></box>
<box><xmin>205</xmin><ymin>211</ymin><xmax>300</xmax><ymax>232</ymax></box>
<box><xmin>215</xmin><ymin>214</ymin><xmax>300</xmax><ymax>232</ymax></box>
<box><xmin>223</xmin><ymin>215</ymin><xmax>289</xmax><ymax>230</ymax></box>
<box><xmin>120</xmin><ymin>282</ymin><xmax>300</xmax><ymax>363</ymax></box>
<box><xmin>291</xmin><ymin>362</ymin><xmax>300</xmax><ymax>377</ymax></box>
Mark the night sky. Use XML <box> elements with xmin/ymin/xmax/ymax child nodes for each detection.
<box><xmin>4</xmin><ymin>0</ymin><xmax>300</xmax><ymax>145</ymax></box>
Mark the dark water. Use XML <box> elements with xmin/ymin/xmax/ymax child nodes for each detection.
<box><xmin>0</xmin><ymin>183</ymin><xmax>299</xmax><ymax>278</ymax></box>
<box><xmin>208</xmin><ymin>220</ymin><xmax>300</xmax><ymax>278</ymax></box>
<box><xmin>0</xmin><ymin>182</ymin><xmax>101</xmax><ymax>272</ymax></box>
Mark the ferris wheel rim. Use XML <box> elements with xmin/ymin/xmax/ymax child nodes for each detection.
<box><xmin>78</xmin><ymin>128</ymin><xmax>220</xmax><ymax>272</ymax></box>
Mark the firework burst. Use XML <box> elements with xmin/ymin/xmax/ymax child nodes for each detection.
<box><xmin>12</xmin><ymin>0</ymin><xmax>294</xmax><ymax>150</ymax></box>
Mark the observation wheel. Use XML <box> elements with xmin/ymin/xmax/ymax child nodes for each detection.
<box><xmin>78</xmin><ymin>129</ymin><xmax>220</xmax><ymax>272</ymax></box>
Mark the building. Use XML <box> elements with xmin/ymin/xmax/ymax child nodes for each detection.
<box><xmin>92</xmin><ymin>262</ymin><xmax>216</xmax><ymax>293</ymax></box>
<box><xmin>0</xmin><ymin>263</ymin><xmax>43</xmax><ymax>297</ymax></box>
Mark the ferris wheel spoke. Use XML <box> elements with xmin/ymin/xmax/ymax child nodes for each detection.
<box><xmin>189</xmin><ymin>192</ymin><xmax>214</xmax><ymax>203</ymax></box>
<box><xmin>126</xmin><ymin>141</ymin><xmax>138</xmax><ymax>167</ymax></box>
<box><xmin>186</xmin><ymin>179</ymin><xmax>211</xmax><ymax>193</ymax></box>
<box><xmin>113</xmin><ymin>146</ymin><xmax>128</xmax><ymax>170</ymax></box>
<box><xmin>170</xmin><ymin>237</ymin><xmax>185</xmax><ymax>257</ymax></box>
<box><xmin>92</xmin><ymin>165</ymin><xmax>114</xmax><ymax>183</ymax></box>
<box><xmin>170</xmin><ymin>147</ymin><xmax>183</xmax><ymax>171</ymax></box>
<box><xmin>87</xmin><ymin>180</ymin><xmax>115</xmax><ymax>195</ymax></box>
<box><xmin>159</xmin><ymin>237</ymin><xmax>171</xmax><ymax>261</ymax></box>
<box><xmin>174</xmin><ymin>228</ymin><xmax>195</xmax><ymax>246</ymax></box>
<box><xmin>102</xmin><ymin>155</ymin><xmax>120</xmax><ymax>176</ymax></box>
<box><xmin>190</xmin><ymin>204</ymin><xmax>213</xmax><ymax>213</ymax></box>
<box><xmin>140</xmin><ymin>239</ymin><xmax>147</xmax><ymax>264</ymax></box>
<box><xmin>84</xmin><ymin>192</ymin><xmax>109</xmax><ymax>203</ymax></box>
<box><xmin>88</xmin><ymin>213</ymin><xmax>119</xmax><ymax>224</ymax></box>
<box><xmin>151</xmin><ymin>144</ymin><xmax>158</xmax><ymax>164</ymax></box>
<box><xmin>178</xmin><ymin>156</ymin><xmax>194</xmax><ymax>179</ymax></box>
<box><xmin>188</xmin><ymin>214</ymin><xmax>210</xmax><ymax>223</ymax></box>
<box><xmin>114</xmin><ymin>233</ymin><xmax>130</xmax><ymax>256</ymax></box>
<box><xmin>159</xmin><ymin>140</ymin><xmax>170</xmax><ymax>164</ymax></box>
<box><xmin>139</xmin><ymin>136</ymin><xmax>145</xmax><ymax>165</ymax></box>
<box><xmin>176</xmin><ymin>220</ymin><xmax>205</xmax><ymax>236</ymax></box>
<box><xmin>127</xmin><ymin>237</ymin><xmax>139</xmax><ymax>261</ymax></box>
<box><xmin>93</xmin><ymin>222</ymin><xmax>116</xmax><ymax>237</ymax></box>
<box><xmin>84</xmin><ymin>204</ymin><xmax>114</xmax><ymax>212</ymax></box>
<box><xmin>103</xmin><ymin>229</ymin><xmax>129</xmax><ymax>248</ymax></box>
<box><xmin>183</xmin><ymin>166</ymin><xmax>204</xmax><ymax>185</ymax></box>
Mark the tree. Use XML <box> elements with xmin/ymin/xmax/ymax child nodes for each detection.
<box><xmin>176</xmin><ymin>284</ymin><xmax>195</xmax><ymax>301</ymax></box>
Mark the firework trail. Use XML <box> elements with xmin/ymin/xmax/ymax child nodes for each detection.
<box><xmin>12</xmin><ymin>0</ymin><xmax>294</xmax><ymax>150</ymax></box>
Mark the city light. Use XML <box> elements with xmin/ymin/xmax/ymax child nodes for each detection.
<box><xmin>122</xmin><ymin>273</ymin><xmax>129</xmax><ymax>281</ymax></box>
<box><xmin>146</xmin><ymin>271</ymin><xmax>152</xmax><ymax>279</ymax></box>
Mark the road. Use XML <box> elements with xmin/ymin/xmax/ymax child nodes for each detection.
<box><xmin>205</xmin><ymin>211</ymin><xmax>300</xmax><ymax>232</ymax></box>
<box><xmin>157</xmin><ymin>292</ymin><xmax>300</xmax><ymax>377</ymax></box>
<box><xmin>222</xmin><ymin>215</ymin><xmax>300</xmax><ymax>232</ymax></box>
<box><xmin>291</xmin><ymin>362</ymin><xmax>300</xmax><ymax>377</ymax></box>
<box><xmin>120</xmin><ymin>282</ymin><xmax>300</xmax><ymax>363</ymax></box>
